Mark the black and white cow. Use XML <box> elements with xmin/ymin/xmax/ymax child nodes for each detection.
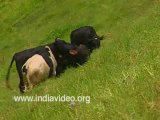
<box><xmin>70</xmin><ymin>26</ymin><xmax>103</xmax><ymax>52</ymax></box>
<box><xmin>6</xmin><ymin>39</ymin><xmax>89</xmax><ymax>93</ymax></box>
<box><xmin>20</xmin><ymin>45</ymin><xmax>57</xmax><ymax>92</ymax></box>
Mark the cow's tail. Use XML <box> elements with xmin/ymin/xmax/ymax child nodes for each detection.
<box><xmin>6</xmin><ymin>54</ymin><xmax>15</xmax><ymax>89</ymax></box>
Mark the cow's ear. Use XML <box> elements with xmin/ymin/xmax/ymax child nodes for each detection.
<box><xmin>69</xmin><ymin>50</ymin><xmax>78</xmax><ymax>55</ymax></box>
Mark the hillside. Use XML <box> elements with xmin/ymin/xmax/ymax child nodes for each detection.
<box><xmin>0</xmin><ymin>0</ymin><xmax>160</xmax><ymax>119</ymax></box>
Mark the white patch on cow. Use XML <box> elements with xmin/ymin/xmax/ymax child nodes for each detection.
<box><xmin>22</xmin><ymin>54</ymin><xmax>54</xmax><ymax>92</ymax></box>
<box><xmin>23</xmin><ymin>85</ymin><xmax>27</xmax><ymax>93</ymax></box>
<box><xmin>21</xmin><ymin>46</ymin><xmax>57</xmax><ymax>92</ymax></box>
<box><xmin>45</xmin><ymin>46</ymin><xmax>57</xmax><ymax>76</ymax></box>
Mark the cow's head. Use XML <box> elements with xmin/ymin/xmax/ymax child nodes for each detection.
<box><xmin>67</xmin><ymin>44</ymin><xmax>89</xmax><ymax>66</ymax></box>
<box><xmin>54</xmin><ymin>39</ymin><xmax>89</xmax><ymax>66</ymax></box>
<box><xmin>87</xmin><ymin>37</ymin><xmax>100</xmax><ymax>52</ymax></box>
<box><xmin>87</xmin><ymin>35</ymin><xmax>104</xmax><ymax>52</ymax></box>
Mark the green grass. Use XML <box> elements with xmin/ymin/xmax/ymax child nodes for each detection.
<box><xmin>0</xmin><ymin>0</ymin><xmax>160</xmax><ymax>119</ymax></box>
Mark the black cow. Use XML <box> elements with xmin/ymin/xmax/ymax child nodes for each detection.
<box><xmin>6</xmin><ymin>39</ymin><xmax>89</xmax><ymax>93</ymax></box>
<box><xmin>70</xmin><ymin>26</ymin><xmax>103</xmax><ymax>52</ymax></box>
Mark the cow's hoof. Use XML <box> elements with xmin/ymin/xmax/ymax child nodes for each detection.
<box><xmin>19</xmin><ymin>85</ymin><xmax>27</xmax><ymax>93</ymax></box>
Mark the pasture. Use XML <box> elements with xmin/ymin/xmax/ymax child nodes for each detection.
<box><xmin>0</xmin><ymin>0</ymin><xmax>160</xmax><ymax>119</ymax></box>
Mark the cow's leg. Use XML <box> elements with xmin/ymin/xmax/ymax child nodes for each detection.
<box><xmin>16</xmin><ymin>63</ymin><xmax>26</xmax><ymax>93</ymax></box>
<box><xmin>26</xmin><ymin>74</ymin><xmax>33</xmax><ymax>91</ymax></box>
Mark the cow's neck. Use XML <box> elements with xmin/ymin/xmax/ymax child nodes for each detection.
<box><xmin>47</xmin><ymin>44</ymin><xmax>61</xmax><ymax>62</ymax></box>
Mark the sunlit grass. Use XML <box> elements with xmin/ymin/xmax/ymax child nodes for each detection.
<box><xmin>0</xmin><ymin>0</ymin><xmax>159</xmax><ymax>119</ymax></box>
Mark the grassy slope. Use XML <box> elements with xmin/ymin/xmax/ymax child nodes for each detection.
<box><xmin>0</xmin><ymin>0</ymin><xmax>160</xmax><ymax>119</ymax></box>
